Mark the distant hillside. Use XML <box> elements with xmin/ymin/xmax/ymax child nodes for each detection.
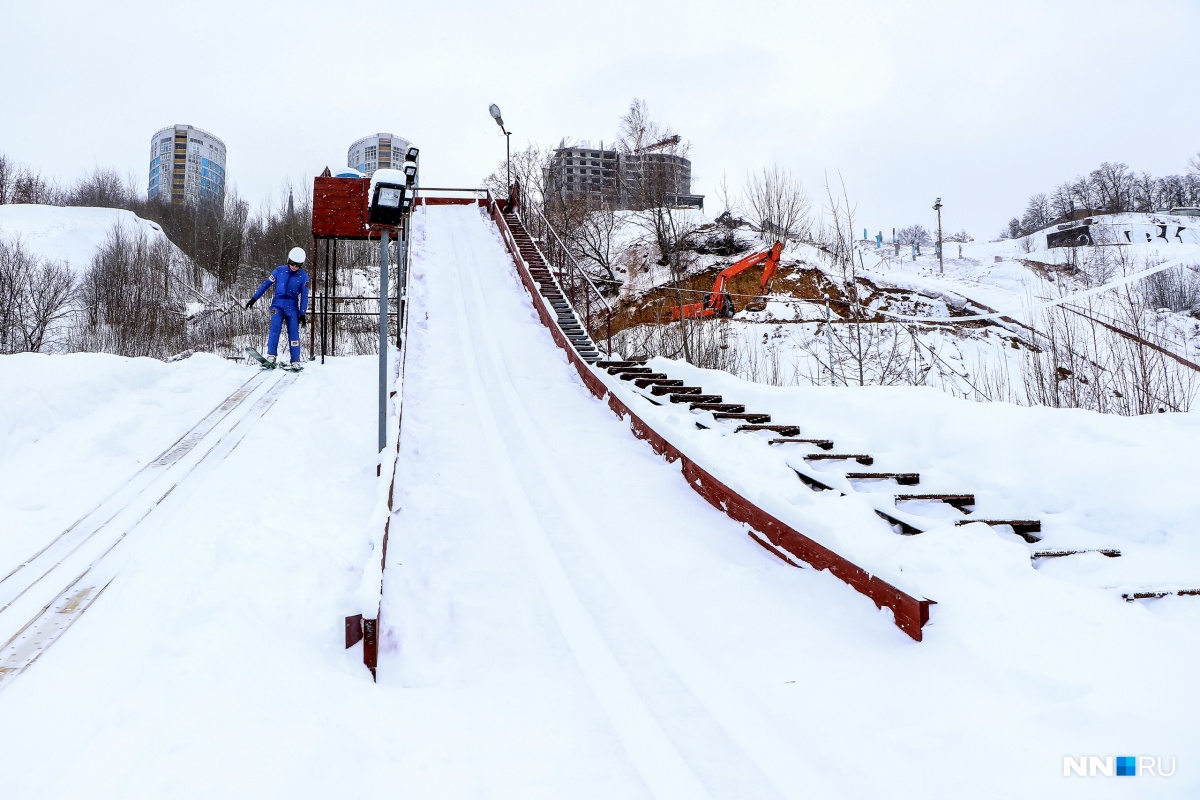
<box><xmin>0</xmin><ymin>204</ymin><xmax>184</xmax><ymax>276</ymax></box>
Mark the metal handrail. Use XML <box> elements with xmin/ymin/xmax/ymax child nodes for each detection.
<box><xmin>525</xmin><ymin>204</ymin><xmax>614</xmax><ymax>313</ymax></box>
<box><xmin>488</xmin><ymin>188</ymin><xmax>614</xmax><ymax>356</ymax></box>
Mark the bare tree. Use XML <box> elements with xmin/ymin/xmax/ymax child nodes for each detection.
<box><xmin>742</xmin><ymin>166</ymin><xmax>812</xmax><ymax>243</ymax></box>
<box><xmin>66</xmin><ymin>167</ymin><xmax>128</xmax><ymax>208</ymax></box>
<box><xmin>0</xmin><ymin>237</ymin><xmax>32</xmax><ymax>351</ymax></box>
<box><xmin>0</xmin><ymin>154</ymin><xmax>13</xmax><ymax>205</ymax></box>
<box><xmin>73</xmin><ymin>223</ymin><xmax>186</xmax><ymax>357</ymax></box>
<box><xmin>616</xmin><ymin>98</ymin><xmax>657</xmax><ymax>155</ymax></box>
<box><xmin>1089</xmin><ymin>162</ymin><xmax>1134</xmax><ymax>213</ymax></box>
<box><xmin>715</xmin><ymin>171</ymin><xmax>738</xmax><ymax>221</ymax></box>
<box><xmin>571</xmin><ymin>202</ymin><xmax>627</xmax><ymax>284</ymax></box>
<box><xmin>1021</xmin><ymin>193</ymin><xmax>1052</xmax><ymax>232</ymax></box>
<box><xmin>0</xmin><ymin>237</ymin><xmax>76</xmax><ymax>353</ymax></box>
<box><xmin>21</xmin><ymin>260</ymin><xmax>75</xmax><ymax>352</ymax></box>
<box><xmin>1048</xmin><ymin>182</ymin><xmax>1077</xmax><ymax>220</ymax></box>
<box><xmin>10</xmin><ymin>165</ymin><xmax>61</xmax><ymax>205</ymax></box>
<box><xmin>896</xmin><ymin>224</ymin><xmax>932</xmax><ymax>245</ymax></box>
<box><xmin>483</xmin><ymin>143</ymin><xmax>552</xmax><ymax>208</ymax></box>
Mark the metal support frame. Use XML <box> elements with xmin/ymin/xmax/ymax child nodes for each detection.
<box><xmin>379</xmin><ymin>228</ymin><xmax>390</xmax><ymax>455</ymax></box>
<box><xmin>321</xmin><ymin>240</ymin><xmax>331</xmax><ymax>364</ymax></box>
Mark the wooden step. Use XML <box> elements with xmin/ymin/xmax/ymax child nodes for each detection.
<box><xmin>652</xmin><ymin>384</ymin><xmax>700</xmax><ymax>396</ymax></box>
<box><xmin>898</xmin><ymin>493</ymin><xmax>974</xmax><ymax>511</ymax></box>
<box><xmin>736</xmin><ymin>424</ymin><xmax>799</xmax><ymax>436</ymax></box>
<box><xmin>672</xmin><ymin>393</ymin><xmax>721</xmax><ymax>404</ymax></box>
<box><xmin>608</xmin><ymin>366</ymin><xmax>653</xmax><ymax>376</ymax></box>
<box><xmin>875</xmin><ymin>509</ymin><xmax>923</xmax><ymax>535</ymax></box>
<box><xmin>713</xmin><ymin>412</ymin><xmax>770</xmax><ymax>424</ymax></box>
<box><xmin>769</xmin><ymin>438</ymin><xmax>834</xmax><ymax>450</ymax></box>
<box><xmin>847</xmin><ymin>472</ymin><xmax>920</xmax><ymax>486</ymax></box>
<box><xmin>1033</xmin><ymin>548</ymin><xmax>1120</xmax><ymax>559</ymax></box>
<box><xmin>793</xmin><ymin>468</ymin><xmax>843</xmax><ymax>495</ymax></box>
<box><xmin>596</xmin><ymin>360</ymin><xmax>647</xmax><ymax>368</ymax></box>
<box><xmin>804</xmin><ymin>453</ymin><xmax>873</xmax><ymax>465</ymax></box>
<box><xmin>636</xmin><ymin>378</ymin><xmax>682</xmax><ymax>389</ymax></box>
<box><xmin>955</xmin><ymin>518</ymin><xmax>1041</xmax><ymax>542</ymax></box>
<box><xmin>691</xmin><ymin>402</ymin><xmax>745</xmax><ymax>413</ymax></box>
<box><xmin>1122</xmin><ymin>588</ymin><xmax>1200</xmax><ymax>601</ymax></box>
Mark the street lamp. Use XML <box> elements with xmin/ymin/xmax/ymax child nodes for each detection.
<box><xmin>932</xmin><ymin>197</ymin><xmax>944</xmax><ymax>274</ymax></box>
<box><xmin>488</xmin><ymin>103</ymin><xmax>512</xmax><ymax>192</ymax></box>
<box><xmin>367</xmin><ymin>166</ymin><xmax>417</xmax><ymax>456</ymax></box>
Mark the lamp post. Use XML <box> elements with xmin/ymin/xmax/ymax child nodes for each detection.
<box><xmin>488</xmin><ymin>103</ymin><xmax>511</xmax><ymax>192</ymax></box>
<box><xmin>933</xmin><ymin>197</ymin><xmax>944</xmax><ymax>275</ymax></box>
<box><xmin>367</xmin><ymin>175</ymin><xmax>412</xmax><ymax>456</ymax></box>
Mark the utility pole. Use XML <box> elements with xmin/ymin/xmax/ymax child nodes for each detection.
<box><xmin>933</xmin><ymin>197</ymin><xmax>944</xmax><ymax>275</ymax></box>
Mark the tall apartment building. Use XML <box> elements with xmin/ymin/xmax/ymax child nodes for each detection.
<box><xmin>545</xmin><ymin>141</ymin><xmax>703</xmax><ymax>210</ymax></box>
<box><xmin>148</xmin><ymin>125</ymin><xmax>226</xmax><ymax>205</ymax></box>
<box><xmin>347</xmin><ymin>133</ymin><xmax>416</xmax><ymax>177</ymax></box>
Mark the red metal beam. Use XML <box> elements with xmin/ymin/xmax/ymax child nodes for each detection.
<box><xmin>487</xmin><ymin>197</ymin><xmax>934</xmax><ymax>641</ymax></box>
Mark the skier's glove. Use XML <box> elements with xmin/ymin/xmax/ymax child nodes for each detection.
<box><xmin>245</xmin><ymin>298</ymin><xmax>256</xmax><ymax>309</ymax></box>
<box><xmin>298</xmin><ymin>314</ymin><xmax>307</xmax><ymax>327</ymax></box>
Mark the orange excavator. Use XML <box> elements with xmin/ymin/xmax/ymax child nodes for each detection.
<box><xmin>670</xmin><ymin>241</ymin><xmax>784</xmax><ymax>320</ymax></box>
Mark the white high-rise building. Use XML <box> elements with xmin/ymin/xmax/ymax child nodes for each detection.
<box><xmin>347</xmin><ymin>133</ymin><xmax>415</xmax><ymax>177</ymax></box>
<box><xmin>148</xmin><ymin>125</ymin><xmax>227</xmax><ymax>205</ymax></box>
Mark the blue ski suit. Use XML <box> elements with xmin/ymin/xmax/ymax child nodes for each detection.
<box><xmin>251</xmin><ymin>264</ymin><xmax>310</xmax><ymax>362</ymax></box>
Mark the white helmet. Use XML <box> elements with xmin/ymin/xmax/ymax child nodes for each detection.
<box><xmin>287</xmin><ymin>246</ymin><xmax>306</xmax><ymax>265</ymax></box>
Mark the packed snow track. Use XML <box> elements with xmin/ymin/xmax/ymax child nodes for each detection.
<box><xmin>381</xmin><ymin>204</ymin><xmax>899</xmax><ymax>798</ymax></box>
<box><xmin>0</xmin><ymin>370</ymin><xmax>296</xmax><ymax>691</ymax></box>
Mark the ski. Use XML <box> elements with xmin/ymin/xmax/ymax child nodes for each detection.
<box><xmin>244</xmin><ymin>347</ymin><xmax>276</xmax><ymax>370</ymax></box>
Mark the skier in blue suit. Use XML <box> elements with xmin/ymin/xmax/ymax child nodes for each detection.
<box><xmin>246</xmin><ymin>246</ymin><xmax>310</xmax><ymax>367</ymax></box>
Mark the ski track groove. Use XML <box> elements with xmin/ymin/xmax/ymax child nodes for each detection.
<box><xmin>0</xmin><ymin>369</ymin><xmax>298</xmax><ymax>693</ymax></box>
<box><xmin>438</xmin><ymin>206</ymin><xmax>811</xmax><ymax>800</ymax></box>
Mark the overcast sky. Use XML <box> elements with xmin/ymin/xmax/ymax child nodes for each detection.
<box><xmin>3</xmin><ymin>0</ymin><xmax>1197</xmax><ymax>239</ymax></box>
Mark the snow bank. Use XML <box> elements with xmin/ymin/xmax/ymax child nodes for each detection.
<box><xmin>0</xmin><ymin>204</ymin><xmax>178</xmax><ymax>275</ymax></box>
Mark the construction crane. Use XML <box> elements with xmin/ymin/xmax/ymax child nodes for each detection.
<box><xmin>634</xmin><ymin>134</ymin><xmax>682</xmax><ymax>155</ymax></box>
<box><xmin>670</xmin><ymin>241</ymin><xmax>784</xmax><ymax>320</ymax></box>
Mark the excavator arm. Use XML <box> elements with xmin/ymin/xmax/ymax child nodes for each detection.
<box><xmin>670</xmin><ymin>241</ymin><xmax>783</xmax><ymax>320</ymax></box>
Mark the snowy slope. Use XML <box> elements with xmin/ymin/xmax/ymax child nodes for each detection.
<box><xmin>0</xmin><ymin>353</ymin><xmax>384</xmax><ymax>798</ymax></box>
<box><xmin>0</xmin><ymin>204</ymin><xmax>180</xmax><ymax>275</ymax></box>
<box><xmin>381</xmin><ymin>205</ymin><xmax>1200</xmax><ymax>798</ymax></box>
<box><xmin>0</xmin><ymin>205</ymin><xmax>1196</xmax><ymax>798</ymax></box>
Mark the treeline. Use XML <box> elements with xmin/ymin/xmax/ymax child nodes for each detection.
<box><xmin>0</xmin><ymin>152</ymin><xmax>313</xmax><ymax>358</ymax></box>
<box><xmin>1002</xmin><ymin>156</ymin><xmax>1200</xmax><ymax>239</ymax></box>
<box><xmin>0</xmin><ymin>153</ymin><xmax>312</xmax><ymax>292</ymax></box>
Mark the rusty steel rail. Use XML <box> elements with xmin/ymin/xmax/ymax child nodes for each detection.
<box><xmin>1059</xmin><ymin>302</ymin><xmax>1200</xmax><ymax>374</ymax></box>
<box><xmin>487</xmin><ymin>195</ymin><xmax>934</xmax><ymax>642</ymax></box>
